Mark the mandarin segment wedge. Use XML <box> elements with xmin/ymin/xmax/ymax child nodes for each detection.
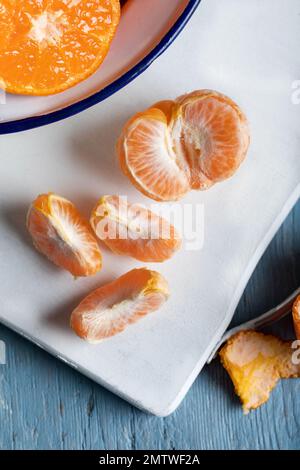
<box><xmin>70</xmin><ymin>268</ymin><xmax>170</xmax><ymax>343</ymax></box>
<box><xmin>117</xmin><ymin>90</ymin><xmax>250</xmax><ymax>201</ymax></box>
<box><xmin>220</xmin><ymin>330</ymin><xmax>300</xmax><ymax>414</ymax></box>
<box><xmin>0</xmin><ymin>0</ymin><xmax>120</xmax><ymax>95</ymax></box>
<box><xmin>90</xmin><ymin>195</ymin><xmax>182</xmax><ymax>262</ymax></box>
<box><xmin>27</xmin><ymin>193</ymin><xmax>102</xmax><ymax>277</ymax></box>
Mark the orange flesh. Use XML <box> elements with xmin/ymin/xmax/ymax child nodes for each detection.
<box><xmin>0</xmin><ymin>0</ymin><xmax>120</xmax><ymax>95</ymax></box>
<box><xmin>90</xmin><ymin>195</ymin><xmax>182</xmax><ymax>262</ymax></box>
<box><xmin>118</xmin><ymin>90</ymin><xmax>250</xmax><ymax>201</ymax></box>
<box><xmin>27</xmin><ymin>193</ymin><xmax>102</xmax><ymax>276</ymax></box>
<box><xmin>70</xmin><ymin>268</ymin><xmax>169</xmax><ymax>342</ymax></box>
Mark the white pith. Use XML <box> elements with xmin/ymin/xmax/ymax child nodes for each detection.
<box><xmin>124</xmin><ymin>118</ymin><xmax>190</xmax><ymax>199</ymax></box>
<box><xmin>222</xmin><ymin>332</ymin><xmax>298</xmax><ymax>413</ymax></box>
<box><xmin>226</xmin><ymin>334</ymin><xmax>279</xmax><ymax>367</ymax></box>
<box><xmin>28</xmin><ymin>10</ymin><xmax>68</xmax><ymax>46</ymax></box>
<box><xmin>49</xmin><ymin>196</ymin><xmax>98</xmax><ymax>266</ymax></box>
<box><xmin>81</xmin><ymin>294</ymin><xmax>147</xmax><ymax>342</ymax></box>
<box><xmin>78</xmin><ymin>291</ymin><xmax>164</xmax><ymax>343</ymax></box>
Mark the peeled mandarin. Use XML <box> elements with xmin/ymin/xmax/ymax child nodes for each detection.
<box><xmin>118</xmin><ymin>90</ymin><xmax>250</xmax><ymax>201</ymax></box>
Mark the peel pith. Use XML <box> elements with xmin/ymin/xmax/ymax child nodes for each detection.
<box><xmin>220</xmin><ymin>330</ymin><xmax>300</xmax><ymax>413</ymax></box>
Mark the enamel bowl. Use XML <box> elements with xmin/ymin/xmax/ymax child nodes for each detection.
<box><xmin>0</xmin><ymin>0</ymin><xmax>200</xmax><ymax>134</ymax></box>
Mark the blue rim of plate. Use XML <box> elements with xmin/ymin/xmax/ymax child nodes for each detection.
<box><xmin>0</xmin><ymin>0</ymin><xmax>201</xmax><ymax>135</ymax></box>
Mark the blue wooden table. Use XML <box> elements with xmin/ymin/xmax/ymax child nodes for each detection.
<box><xmin>0</xmin><ymin>201</ymin><xmax>299</xmax><ymax>450</ymax></box>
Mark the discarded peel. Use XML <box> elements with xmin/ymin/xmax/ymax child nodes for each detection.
<box><xmin>70</xmin><ymin>268</ymin><xmax>169</xmax><ymax>342</ymax></box>
<box><xmin>118</xmin><ymin>90</ymin><xmax>250</xmax><ymax>201</ymax></box>
<box><xmin>90</xmin><ymin>195</ymin><xmax>182</xmax><ymax>262</ymax></box>
<box><xmin>220</xmin><ymin>330</ymin><xmax>300</xmax><ymax>414</ymax></box>
<box><xmin>0</xmin><ymin>0</ymin><xmax>120</xmax><ymax>95</ymax></box>
<box><xmin>292</xmin><ymin>296</ymin><xmax>300</xmax><ymax>339</ymax></box>
<box><xmin>27</xmin><ymin>193</ymin><xmax>102</xmax><ymax>277</ymax></box>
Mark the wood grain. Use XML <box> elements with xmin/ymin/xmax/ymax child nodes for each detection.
<box><xmin>0</xmin><ymin>201</ymin><xmax>299</xmax><ymax>450</ymax></box>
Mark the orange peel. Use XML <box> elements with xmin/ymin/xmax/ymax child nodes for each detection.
<box><xmin>292</xmin><ymin>295</ymin><xmax>300</xmax><ymax>340</ymax></box>
<box><xmin>220</xmin><ymin>330</ymin><xmax>300</xmax><ymax>413</ymax></box>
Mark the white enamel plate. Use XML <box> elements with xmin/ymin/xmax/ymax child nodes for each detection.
<box><xmin>0</xmin><ymin>0</ymin><xmax>199</xmax><ymax>134</ymax></box>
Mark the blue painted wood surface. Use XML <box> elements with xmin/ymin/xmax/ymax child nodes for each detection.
<box><xmin>0</xmin><ymin>201</ymin><xmax>299</xmax><ymax>450</ymax></box>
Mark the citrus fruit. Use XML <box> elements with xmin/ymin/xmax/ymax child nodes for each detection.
<box><xmin>27</xmin><ymin>193</ymin><xmax>102</xmax><ymax>276</ymax></box>
<box><xmin>0</xmin><ymin>0</ymin><xmax>120</xmax><ymax>95</ymax></box>
<box><xmin>220</xmin><ymin>330</ymin><xmax>300</xmax><ymax>413</ymax></box>
<box><xmin>117</xmin><ymin>90</ymin><xmax>250</xmax><ymax>201</ymax></box>
<box><xmin>292</xmin><ymin>295</ymin><xmax>300</xmax><ymax>339</ymax></box>
<box><xmin>90</xmin><ymin>195</ymin><xmax>182</xmax><ymax>262</ymax></box>
<box><xmin>70</xmin><ymin>267</ymin><xmax>169</xmax><ymax>342</ymax></box>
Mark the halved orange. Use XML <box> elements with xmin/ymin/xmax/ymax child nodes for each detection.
<box><xmin>27</xmin><ymin>193</ymin><xmax>102</xmax><ymax>276</ymax></box>
<box><xmin>292</xmin><ymin>296</ymin><xmax>300</xmax><ymax>339</ymax></box>
<box><xmin>70</xmin><ymin>267</ymin><xmax>169</xmax><ymax>342</ymax></box>
<box><xmin>0</xmin><ymin>0</ymin><xmax>120</xmax><ymax>95</ymax></box>
<box><xmin>90</xmin><ymin>195</ymin><xmax>182</xmax><ymax>262</ymax></box>
<box><xmin>117</xmin><ymin>90</ymin><xmax>250</xmax><ymax>201</ymax></box>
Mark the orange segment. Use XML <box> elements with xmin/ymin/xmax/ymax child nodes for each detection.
<box><xmin>177</xmin><ymin>90</ymin><xmax>250</xmax><ymax>186</ymax></box>
<box><xmin>0</xmin><ymin>0</ymin><xmax>120</xmax><ymax>95</ymax></box>
<box><xmin>118</xmin><ymin>108</ymin><xmax>190</xmax><ymax>201</ymax></box>
<box><xmin>220</xmin><ymin>331</ymin><xmax>300</xmax><ymax>413</ymax></box>
<box><xmin>27</xmin><ymin>193</ymin><xmax>102</xmax><ymax>276</ymax></box>
<box><xmin>118</xmin><ymin>90</ymin><xmax>250</xmax><ymax>201</ymax></box>
<box><xmin>292</xmin><ymin>296</ymin><xmax>300</xmax><ymax>339</ymax></box>
<box><xmin>70</xmin><ymin>268</ymin><xmax>169</xmax><ymax>342</ymax></box>
<box><xmin>90</xmin><ymin>195</ymin><xmax>182</xmax><ymax>262</ymax></box>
